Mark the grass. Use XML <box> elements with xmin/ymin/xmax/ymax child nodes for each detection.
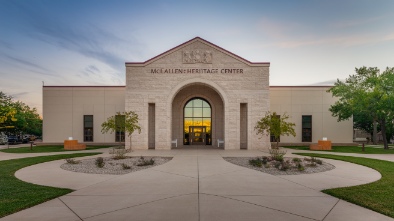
<box><xmin>0</xmin><ymin>152</ymin><xmax>100</xmax><ymax>218</ymax></box>
<box><xmin>284</xmin><ymin>145</ymin><xmax>394</xmax><ymax>154</ymax></box>
<box><xmin>295</xmin><ymin>153</ymin><xmax>394</xmax><ymax>218</ymax></box>
<box><xmin>0</xmin><ymin>145</ymin><xmax>113</xmax><ymax>153</ymax></box>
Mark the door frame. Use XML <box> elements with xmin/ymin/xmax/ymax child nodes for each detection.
<box><xmin>189</xmin><ymin>126</ymin><xmax>206</xmax><ymax>145</ymax></box>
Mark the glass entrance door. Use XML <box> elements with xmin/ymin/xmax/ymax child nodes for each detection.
<box><xmin>189</xmin><ymin>126</ymin><xmax>206</xmax><ymax>145</ymax></box>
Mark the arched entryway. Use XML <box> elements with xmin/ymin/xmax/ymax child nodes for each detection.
<box><xmin>171</xmin><ymin>83</ymin><xmax>224</xmax><ymax>148</ymax></box>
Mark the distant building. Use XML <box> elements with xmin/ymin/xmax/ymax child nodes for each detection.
<box><xmin>43</xmin><ymin>37</ymin><xmax>353</xmax><ymax>149</ymax></box>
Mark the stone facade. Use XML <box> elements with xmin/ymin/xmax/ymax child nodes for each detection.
<box><xmin>125</xmin><ymin>37</ymin><xmax>270</xmax><ymax>150</ymax></box>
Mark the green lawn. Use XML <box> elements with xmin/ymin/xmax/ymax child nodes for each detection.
<box><xmin>0</xmin><ymin>145</ymin><xmax>113</xmax><ymax>153</ymax></box>
<box><xmin>0</xmin><ymin>152</ymin><xmax>100</xmax><ymax>218</ymax></box>
<box><xmin>295</xmin><ymin>153</ymin><xmax>394</xmax><ymax>218</ymax></box>
<box><xmin>284</xmin><ymin>145</ymin><xmax>394</xmax><ymax>154</ymax></box>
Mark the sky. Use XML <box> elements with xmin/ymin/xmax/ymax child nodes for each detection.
<box><xmin>1</xmin><ymin>0</ymin><xmax>394</xmax><ymax>116</ymax></box>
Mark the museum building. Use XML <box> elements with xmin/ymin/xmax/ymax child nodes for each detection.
<box><xmin>42</xmin><ymin>37</ymin><xmax>353</xmax><ymax>149</ymax></box>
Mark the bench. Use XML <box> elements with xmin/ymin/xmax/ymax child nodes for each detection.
<box><xmin>171</xmin><ymin>139</ymin><xmax>177</xmax><ymax>148</ymax></box>
<box><xmin>217</xmin><ymin>139</ymin><xmax>224</xmax><ymax>148</ymax></box>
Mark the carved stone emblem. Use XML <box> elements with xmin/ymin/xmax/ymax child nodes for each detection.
<box><xmin>183</xmin><ymin>50</ymin><xmax>212</xmax><ymax>64</ymax></box>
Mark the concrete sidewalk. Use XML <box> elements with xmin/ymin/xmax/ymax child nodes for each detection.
<box><xmin>1</xmin><ymin>149</ymin><xmax>393</xmax><ymax>221</ymax></box>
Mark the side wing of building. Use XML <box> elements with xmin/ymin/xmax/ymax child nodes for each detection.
<box><xmin>270</xmin><ymin>86</ymin><xmax>353</xmax><ymax>144</ymax></box>
<box><xmin>42</xmin><ymin>86</ymin><xmax>125</xmax><ymax>143</ymax></box>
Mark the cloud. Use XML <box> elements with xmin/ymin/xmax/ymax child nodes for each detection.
<box><xmin>81</xmin><ymin>65</ymin><xmax>101</xmax><ymax>77</ymax></box>
<box><xmin>257</xmin><ymin>16</ymin><xmax>394</xmax><ymax>49</ymax></box>
<box><xmin>30</xmin><ymin>23</ymin><xmax>125</xmax><ymax>72</ymax></box>
<box><xmin>0</xmin><ymin>40</ymin><xmax>13</xmax><ymax>50</ymax></box>
<box><xmin>5</xmin><ymin>1</ymin><xmax>142</xmax><ymax>74</ymax></box>
<box><xmin>274</xmin><ymin>31</ymin><xmax>394</xmax><ymax>48</ymax></box>
<box><xmin>4</xmin><ymin>55</ymin><xmax>49</xmax><ymax>72</ymax></box>
<box><xmin>1</xmin><ymin>55</ymin><xmax>60</xmax><ymax>78</ymax></box>
<box><xmin>11</xmin><ymin>91</ymin><xmax>29</xmax><ymax>98</ymax></box>
<box><xmin>258</xmin><ymin>18</ymin><xmax>302</xmax><ymax>39</ymax></box>
<box><xmin>330</xmin><ymin>16</ymin><xmax>385</xmax><ymax>29</ymax></box>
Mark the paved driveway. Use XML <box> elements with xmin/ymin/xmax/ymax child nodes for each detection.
<box><xmin>1</xmin><ymin>149</ymin><xmax>393</xmax><ymax>221</ymax></box>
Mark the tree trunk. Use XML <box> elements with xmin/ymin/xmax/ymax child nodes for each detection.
<box><xmin>380</xmin><ymin>119</ymin><xmax>389</xmax><ymax>149</ymax></box>
<box><xmin>373</xmin><ymin>120</ymin><xmax>378</xmax><ymax>145</ymax></box>
<box><xmin>129</xmin><ymin>134</ymin><xmax>132</xmax><ymax>150</ymax></box>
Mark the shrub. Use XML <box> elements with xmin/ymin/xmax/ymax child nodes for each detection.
<box><xmin>297</xmin><ymin>163</ymin><xmax>305</xmax><ymax>171</ymax></box>
<box><xmin>121</xmin><ymin>163</ymin><xmax>131</xmax><ymax>170</ymax></box>
<box><xmin>292</xmin><ymin>157</ymin><xmax>301</xmax><ymax>163</ymax></box>
<box><xmin>109</xmin><ymin>146</ymin><xmax>131</xmax><ymax>160</ymax></box>
<box><xmin>137</xmin><ymin>157</ymin><xmax>155</xmax><ymax>166</ymax></box>
<box><xmin>309</xmin><ymin>162</ymin><xmax>317</xmax><ymax>167</ymax></box>
<box><xmin>311</xmin><ymin>157</ymin><xmax>323</xmax><ymax>165</ymax></box>
<box><xmin>261</xmin><ymin>156</ymin><xmax>268</xmax><ymax>164</ymax></box>
<box><xmin>274</xmin><ymin>161</ymin><xmax>281</xmax><ymax>169</ymax></box>
<box><xmin>269</xmin><ymin>148</ymin><xmax>287</xmax><ymax>162</ymax></box>
<box><xmin>95</xmin><ymin>157</ymin><xmax>105</xmax><ymax>168</ymax></box>
<box><xmin>278</xmin><ymin>161</ymin><xmax>290</xmax><ymax>171</ymax></box>
<box><xmin>249</xmin><ymin>158</ymin><xmax>262</xmax><ymax>167</ymax></box>
<box><xmin>65</xmin><ymin>158</ymin><xmax>79</xmax><ymax>164</ymax></box>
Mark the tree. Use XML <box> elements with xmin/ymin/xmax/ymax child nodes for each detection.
<box><xmin>0</xmin><ymin>92</ymin><xmax>17</xmax><ymax>125</ymax></box>
<box><xmin>353</xmin><ymin>112</ymin><xmax>374</xmax><ymax>141</ymax></box>
<box><xmin>0</xmin><ymin>91</ymin><xmax>42</xmax><ymax>138</ymax></box>
<box><xmin>255</xmin><ymin>111</ymin><xmax>296</xmax><ymax>148</ymax></box>
<box><xmin>328</xmin><ymin>67</ymin><xmax>394</xmax><ymax>149</ymax></box>
<box><xmin>101</xmin><ymin>111</ymin><xmax>141</xmax><ymax>149</ymax></box>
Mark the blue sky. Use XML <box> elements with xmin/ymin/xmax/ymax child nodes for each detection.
<box><xmin>1</xmin><ymin>0</ymin><xmax>393</xmax><ymax>115</ymax></box>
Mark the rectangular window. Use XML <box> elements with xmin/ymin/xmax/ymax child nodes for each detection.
<box><xmin>302</xmin><ymin>115</ymin><xmax>312</xmax><ymax>142</ymax></box>
<box><xmin>84</xmin><ymin>115</ymin><xmax>93</xmax><ymax>142</ymax></box>
<box><xmin>270</xmin><ymin>115</ymin><xmax>280</xmax><ymax>142</ymax></box>
<box><xmin>240</xmin><ymin>103</ymin><xmax>248</xmax><ymax>149</ymax></box>
<box><xmin>148</xmin><ymin>103</ymin><xmax>155</xmax><ymax>149</ymax></box>
<box><xmin>115</xmin><ymin>115</ymin><xmax>125</xmax><ymax>142</ymax></box>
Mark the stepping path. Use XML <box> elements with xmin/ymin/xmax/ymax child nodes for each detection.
<box><xmin>1</xmin><ymin>149</ymin><xmax>393</xmax><ymax>221</ymax></box>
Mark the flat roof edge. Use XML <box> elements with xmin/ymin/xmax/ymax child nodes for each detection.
<box><xmin>43</xmin><ymin>86</ymin><xmax>126</xmax><ymax>88</ymax></box>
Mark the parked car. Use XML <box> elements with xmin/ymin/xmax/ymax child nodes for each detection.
<box><xmin>22</xmin><ymin>135</ymin><xmax>32</xmax><ymax>143</ymax></box>
<box><xmin>29</xmin><ymin>135</ymin><xmax>36</xmax><ymax>141</ymax></box>
<box><xmin>7</xmin><ymin>135</ymin><xmax>20</xmax><ymax>145</ymax></box>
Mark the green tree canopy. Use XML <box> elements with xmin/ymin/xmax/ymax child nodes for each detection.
<box><xmin>0</xmin><ymin>91</ymin><xmax>42</xmax><ymax>136</ymax></box>
<box><xmin>101</xmin><ymin>111</ymin><xmax>141</xmax><ymax>149</ymax></box>
<box><xmin>328</xmin><ymin>67</ymin><xmax>394</xmax><ymax>149</ymax></box>
<box><xmin>255</xmin><ymin>111</ymin><xmax>296</xmax><ymax>148</ymax></box>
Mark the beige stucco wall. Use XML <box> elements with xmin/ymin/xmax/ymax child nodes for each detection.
<box><xmin>43</xmin><ymin>86</ymin><xmax>125</xmax><ymax>143</ymax></box>
<box><xmin>270</xmin><ymin>86</ymin><xmax>353</xmax><ymax>143</ymax></box>
<box><xmin>126</xmin><ymin>38</ymin><xmax>270</xmax><ymax>150</ymax></box>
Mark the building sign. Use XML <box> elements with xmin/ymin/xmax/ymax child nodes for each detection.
<box><xmin>150</xmin><ymin>68</ymin><xmax>244</xmax><ymax>74</ymax></box>
<box><xmin>149</xmin><ymin>49</ymin><xmax>243</xmax><ymax>74</ymax></box>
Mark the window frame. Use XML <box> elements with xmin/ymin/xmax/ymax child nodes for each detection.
<box><xmin>302</xmin><ymin>115</ymin><xmax>312</xmax><ymax>142</ymax></box>
<box><xmin>83</xmin><ymin>115</ymin><xmax>93</xmax><ymax>142</ymax></box>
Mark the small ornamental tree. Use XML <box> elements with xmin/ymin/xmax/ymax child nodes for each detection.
<box><xmin>101</xmin><ymin>111</ymin><xmax>141</xmax><ymax>149</ymax></box>
<box><xmin>255</xmin><ymin>111</ymin><xmax>296</xmax><ymax>148</ymax></box>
